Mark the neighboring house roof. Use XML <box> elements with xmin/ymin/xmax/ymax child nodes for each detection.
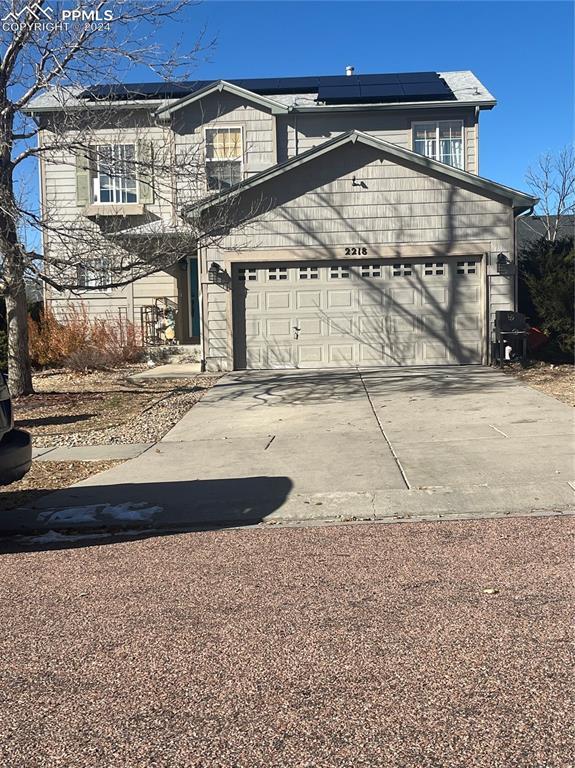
<box><xmin>24</xmin><ymin>70</ymin><xmax>496</xmax><ymax>114</ymax></box>
<box><xmin>184</xmin><ymin>130</ymin><xmax>537</xmax><ymax>218</ymax></box>
<box><xmin>155</xmin><ymin>81</ymin><xmax>290</xmax><ymax>118</ymax></box>
<box><xmin>517</xmin><ymin>215</ymin><xmax>575</xmax><ymax>246</ymax></box>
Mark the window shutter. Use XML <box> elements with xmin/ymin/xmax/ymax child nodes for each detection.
<box><xmin>138</xmin><ymin>140</ymin><xmax>154</xmax><ymax>204</ymax></box>
<box><xmin>75</xmin><ymin>149</ymin><xmax>92</xmax><ymax>207</ymax></box>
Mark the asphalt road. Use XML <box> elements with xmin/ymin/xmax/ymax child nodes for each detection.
<box><xmin>0</xmin><ymin>515</ymin><xmax>573</xmax><ymax>767</ymax></box>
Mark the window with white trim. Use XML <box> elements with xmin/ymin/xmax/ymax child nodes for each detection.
<box><xmin>412</xmin><ymin>121</ymin><xmax>464</xmax><ymax>169</ymax></box>
<box><xmin>77</xmin><ymin>257</ymin><xmax>112</xmax><ymax>289</ymax></box>
<box><xmin>93</xmin><ymin>144</ymin><xmax>138</xmax><ymax>204</ymax></box>
<box><xmin>205</xmin><ymin>127</ymin><xmax>243</xmax><ymax>191</ymax></box>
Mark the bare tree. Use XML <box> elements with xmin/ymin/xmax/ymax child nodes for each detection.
<box><xmin>0</xmin><ymin>0</ymin><xmax>245</xmax><ymax>395</ymax></box>
<box><xmin>525</xmin><ymin>145</ymin><xmax>575</xmax><ymax>242</ymax></box>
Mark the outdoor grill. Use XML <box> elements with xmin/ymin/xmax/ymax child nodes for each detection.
<box><xmin>492</xmin><ymin>311</ymin><xmax>529</xmax><ymax>367</ymax></box>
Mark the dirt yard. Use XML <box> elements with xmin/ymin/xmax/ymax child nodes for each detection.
<box><xmin>505</xmin><ymin>362</ymin><xmax>574</xmax><ymax>406</ymax></box>
<box><xmin>13</xmin><ymin>367</ymin><xmax>219</xmax><ymax>447</ymax></box>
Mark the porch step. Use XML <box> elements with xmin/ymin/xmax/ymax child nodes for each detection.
<box><xmin>145</xmin><ymin>344</ymin><xmax>202</xmax><ymax>364</ymax></box>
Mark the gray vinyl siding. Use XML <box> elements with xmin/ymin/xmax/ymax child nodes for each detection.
<box><xmin>202</xmin><ymin>141</ymin><xmax>512</xmax><ymax>370</ymax></box>
<box><xmin>278</xmin><ymin>107</ymin><xmax>477</xmax><ymax>173</ymax></box>
<box><xmin>41</xmin><ymin>114</ymin><xmax>179</xmax><ymax>326</ymax></box>
<box><xmin>171</xmin><ymin>91</ymin><xmax>276</xmax><ymax>196</ymax></box>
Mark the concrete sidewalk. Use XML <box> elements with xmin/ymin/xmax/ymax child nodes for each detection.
<box><xmin>2</xmin><ymin>366</ymin><xmax>574</xmax><ymax>533</ymax></box>
<box><xmin>32</xmin><ymin>444</ymin><xmax>153</xmax><ymax>461</ymax></box>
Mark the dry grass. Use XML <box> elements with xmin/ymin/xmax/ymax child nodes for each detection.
<box><xmin>0</xmin><ymin>460</ymin><xmax>123</xmax><ymax>512</ymax></box>
<box><xmin>505</xmin><ymin>362</ymin><xmax>575</xmax><ymax>406</ymax></box>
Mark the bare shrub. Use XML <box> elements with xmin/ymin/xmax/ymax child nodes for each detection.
<box><xmin>29</xmin><ymin>305</ymin><xmax>144</xmax><ymax>371</ymax></box>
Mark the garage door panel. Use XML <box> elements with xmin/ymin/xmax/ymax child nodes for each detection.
<box><xmin>268</xmin><ymin>345</ymin><xmax>295</xmax><ymax>368</ymax></box>
<box><xmin>455</xmin><ymin>314</ymin><xmax>481</xmax><ymax>332</ymax></box>
<box><xmin>388</xmin><ymin>315</ymin><xmax>417</xmax><ymax>334</ymax></box>
<box><xmin>359</xmin><ymin>315</ymin><xmax>385</xmax><ymax>334</ymax></box>
<box><xmin>328</xmin><ymin>316</ymin><xmax>354</xmax><ymax>336</ymax></box>
<box><xmin>328</xmin><ymin>344</ymin><xmax>355</xmax><ymax>364</ymax></box>
<box><xmin>421</xmin><ymin>314</ymin><xmax>448</xmax><ymax>334</ymax></box>
<box><xmin>360</xmin><ymin>343</ymin><xmax>385</xmax><ymax>363</ymax></box>
<box><xmin>456</xmin><ymin>340</ymin><xmax>482</xmax><ymax>363</ymax></box>
<box><xmin>456</xmin><ymin>287</ymin><xmax>480</xmax><ymax>303</ymax></box>
<box><xmin>422</xmin><ymin>287</ymin><xmax>448</xmax><ymax>306</ymax></box>
<box><xmin>298</xmin><ymin>317</ymin><xmax>323</xmax><ymax>336</ymax></box>
<box><xmin>298</xmin><ymin>345</ymin><xmax>325</xmax><ymax>365</ymax></box>
<box><xmin>327</xmin><ymin>289</ymin><xmax>353</xmax><ymax>308</ymax></box>
<box><xmin>245</xmin><ymin>293</ymin><xmax>260</xmax><ymax>311</ymax></box>
<box><xmin>266</xmin><ymin>292</ymin><xmax>291</xmax><ymax>310</ymax></box>
<box><xmin>358</xmin><ymin>289</ymin><xmax>386</xmax><ymax>307</ymax></box>
<box><xmin>384</xmin><ymin>342</ymin><xmax>417</xmax><ymax>365</ymax></box>
<box><xmin>390</xmin><ymin>288</ymin><xmax>416</xmax><ymax>307</ymax></box>
<box><xmin>422</xmin><ymin>341</ymin><xmax>451</xmax><ymax>364</ymax></box>
<box><xmin>266</xmin><ymin>318</ymin><xmax>293</xmax><ymax>338</ymax></box>
<box><xmin>245</xmin><ymin>319</ymin><xmax>261</xmax><ymax>337</ymax></box>
<box><xmin>235</xmin><ymin>258</ymin><xmax>482</xmax><ymax>370</ymax></box>
<box><xmin>246</xmin><ymin>346</ymin><xmax>264</xmax><ymax>367</ymax></box>
<box><xmin>296</xmin><ymin>290</ymin><xmax>322</xmax><ymax>309</ymax></box>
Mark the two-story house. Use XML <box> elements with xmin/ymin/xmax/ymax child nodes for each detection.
<box><xmin>26</xmin><ymin>69</ymin><xmax>537</xmax><ymax>371</ymax></box>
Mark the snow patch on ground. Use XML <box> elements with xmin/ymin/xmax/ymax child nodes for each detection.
<box><xmin>38</xmin><ymin>502</ymin><xmax>162</xmax><ymax>525</ymax></box>
<box><xmin>15</xmin><ymin>528</ymin><xmax>149</xmax><ymax>546</ymax></box>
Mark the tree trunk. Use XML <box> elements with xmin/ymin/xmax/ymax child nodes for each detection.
<box><xmin>5</xmin><ymin>275</ymin><xmax>33</xmax><ymax>396</ymax></box>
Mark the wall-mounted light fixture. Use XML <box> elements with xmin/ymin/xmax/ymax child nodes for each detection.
<box><xmin>208</xmin><ymin>261</ymin><xmax>231</xmax><ymax>287</ymax></box>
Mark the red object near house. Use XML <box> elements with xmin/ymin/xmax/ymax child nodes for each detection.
<box><xmin>528</xmin><ymin>327</ymin><xmax>549</xmax><ymax>353</ymax></box>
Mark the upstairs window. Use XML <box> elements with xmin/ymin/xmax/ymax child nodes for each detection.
<box><xmin>412</xmin><ymin>121</ymin><xmax>464</xmax><ymax>169</ymax></box>
<box><xmin>205</xmin><ymin>127</ymin><xmax>243</xmax><ymax>191</ymax></box>
<box><xmin>94</xmin><ymin>144</ymin><xmax>138</xmax><ymax>204</ymax></box>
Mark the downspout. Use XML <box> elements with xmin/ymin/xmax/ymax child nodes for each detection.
<box><xmin>514</xmin><ymin>204</ymin><xmax>535</xmax><ymax>312</ymax></box>
<box><xmin>289</xmin><ymin>104</ymin><xmax>299</xmax><ymax>157</ymax></box>
<box><xmin>198</xmin><ymin>243</ymin><xmax>206</xmax><ymax>372</ymax></box>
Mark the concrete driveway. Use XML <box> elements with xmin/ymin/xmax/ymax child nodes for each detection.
<box><xmin>3</xmin><ymin>366</ymin><xmax>574</xmax><ymax>532</ymax></box>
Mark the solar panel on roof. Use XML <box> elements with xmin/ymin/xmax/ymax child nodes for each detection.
<box><xmin>318</xmin><ymin>72</ymin><xmax>455</xmax><ymax>104</ymax></box>
<box><xmin>401</xmin><ymin>81</ymin><xmax>453</xmax><ymax>99</ymax></box>
<box><xmin>318</xmin><ymin>85</ymin><xmax>361</xmax><ymax>102</ymax></box>
<box><xmin>396</xmin><ymin>72</ymin><xmax>439</xmax><ymax>83</ymax></box>
<box><xmin>359</xmin><ymin>84</ymin><xmax>404</xmax><ymax>101</ymax></box>
<box><xmin>357</xmin><ymin>74</ymin><xmax>401</xmax><ymax>85</ymax></box>
<box><xmin>79</xmin><ymin>71</ymin><xmax>456</xmax><ymax>104</ymax></box>
<box><xmin>318</xmin><ymin>75</ymin><xmax>360</xmax><ymax>86</ymax></box>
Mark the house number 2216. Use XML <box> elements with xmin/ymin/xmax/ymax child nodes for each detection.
<box><xmin>344</xmin><ymin>247</ymin><xmax>368</xmax><ymax>256</ymax></box>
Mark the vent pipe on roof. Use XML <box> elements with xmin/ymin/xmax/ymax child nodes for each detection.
<box><xmin>345</xmin><ymin>65</ymin><xmax>355</xmax><ymax>76</ymax></box>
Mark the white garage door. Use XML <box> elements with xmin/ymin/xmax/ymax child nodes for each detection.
<box><xmin>232</xmin><ymin>258</ymin><xmax>483</xmax><ymax>369</ymax></box>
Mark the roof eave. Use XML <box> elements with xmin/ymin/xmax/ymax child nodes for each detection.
<box><xmin>295</xmin><ymin>99</ymin><xmax>497</xmax><ymax>113</ymax></box>
<box><xmin>22</xmin><ymin>98</ymin><xmax>165</xmax><ymax>115</ymax></box>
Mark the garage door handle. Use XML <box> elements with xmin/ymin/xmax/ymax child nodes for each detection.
<box><xmin>293</xmin><ymin>326</ymin><xmax>300</xmax><ymax>339</ymax></box>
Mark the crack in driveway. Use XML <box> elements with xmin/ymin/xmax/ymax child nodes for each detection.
<box><xmin>357</xmin><ymin>369</ymin><xmax>411</xmax><ymax>490</ymax></box>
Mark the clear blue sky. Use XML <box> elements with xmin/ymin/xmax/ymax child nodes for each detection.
<box><xmin>162</xmin><ymin>0</ymin><xmax>573</xmax><ymax>191</ymax></box>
